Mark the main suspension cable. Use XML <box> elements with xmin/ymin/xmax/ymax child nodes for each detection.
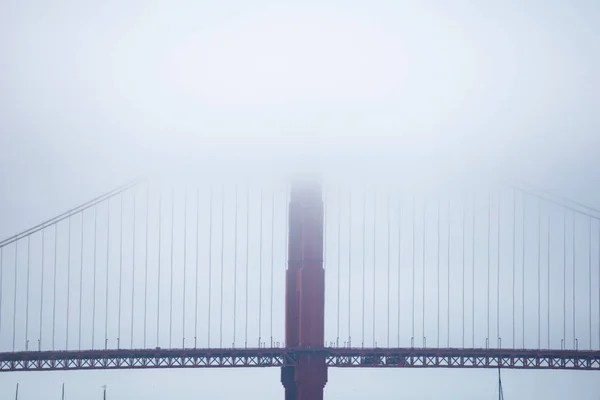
<box><xmin>0</xmin><ymin>179</ymin><xmax>142</xmax><ymax>249</ymax></box>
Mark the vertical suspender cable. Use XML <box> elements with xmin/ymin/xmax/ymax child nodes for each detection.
<box><xmin>563</xmin><ymin>208</ymin><xmax>567</xmax><ymax>347</ymax></box>
<box><xmin>52</xmin><ymin>223</ymin><xmax>58</xmax><ymax>350</ymax></box>
<box><xmin>258</xmin><ymin>188</ymin><xmax>263</xmax><ymax>346</ymax></box>
<box><xmin>336</xmin><ymin>188</ymin><xmax>341</xmax><ymax>345</ymax></box>
<box><xmin>25</xmin><ymin>236</ymin><xmax>31</xmax><ymax>349</ymax></box>
<box><xmin>156</xmin><ymin>193</ymin><xmax>162</xmax><ymax>347</ymax></box>
<box><xmin>104</xmin><ymin>200</ymin><xmax>111</xmax><ymax>349</ymax></box>
<box><xmin>323</xmin><ymin>187</ymin><xmax>327</xmax><ymax>343</ymax></box>
<box><xmin>233</xmin><ymin>186</ymin><xmax>239</xmax><ymax>347</ymax></box>
<box><xmin>386</xmin><ymin>191</ymin><xmax>390</xmax><ymax>347</ymax></box>
<box><xmin>131</xmin><ymin>191</ymin><xmax>137</xmax><ymax>349</ymax></box>
<box><xmin>284</xmin><ymin>186</ymin><xmax>289</xmax><ymax>346</ymax></box>
<box><xmin>207</xmin><ymin>187</ymin><xmax>213</xmax><ymax>347</ymax></box>
<box><xmin>448</xmin><ymin>198</ymin><xmax>451</xmax><ymax>347</ymax></box>
<box><xmin>0</xmin><ymin>246</ymin><xmax>3</xmax><ymax>333</ymax></box>
<box><xmin>462</xmin><ymin>199</ymin><xmax>465</xmax><ymax>348</ymax></box>
<box><xmin>92</xmin><ymin>206</ymin><xmax>98</xmax><ymax>349</ymax></box>
<box><xmin>244</xmin><ymin>187</ymin><xmax>250</xmax><ymax>348</ymax></box>
<box><xmin>497</xmin><ymin>193</ymin><xmax>501</xmax><ymax>346</ymax></box>
<box><xmin>589</xmin><ymin>216</ymin><xmax>592</xmax><ymax>350</ymax></box>
<box><xmin>219</xmin><ymin>186</ymin><xmax>225</xmax><ymax>348</ymax></box>
<box><xmin>537</xmin><ymin>200</ymin><xmax>541</xmax><ymax>349</ymax></box>
<box><xmin>437</xmin><ymin>197</ymin><xmax>440</xmax><ymax>348</ymax></box>
<box><xmin>372</xmin><ymin>190</ymin><xmax>377</xmax><ymax>346</ymax></box>
<box><xmin>512</xmin><ymin>190</ymin><xmax>516</xmax><ymax>348</ymax></box>
<box><xmin>522</xmin><ymin>194</ymin><xmax>526</xmax><ymax>348</ymax></box>
<box><xmin>548</xmin><ymin>214</ymin><xmax>551</xmax><ymax>349</ymax></box>
<box><xmin>12</xmin><ymin>241</ymin><xmax>18</xmax><ymax>351</ymax></box>
<box><xmin>66</xmin><ymin>217</ymin><xmax>72</xmax><ymax>349</ymax></box>
<box><xmin>143</xmin><ymin>185</ymin><xmax>149</xmax><ymax>348</ymax></box>
<box><xmin>78</xmin><ymin>216</ymin><xmax>83</xmax><ymax>350</ymax></box>
<box><xmin>412</xmin><ymin>195</ymin><xmax>415</xmax><ymax>345</ymax></box>
<box><xmin>322</xmin><ymin>187</ymin><xmax>327</xmax><ymax>341</ymax></box>
<box><xmin>270</xmin><ymin>188</ymin><xmax>275</xmax><ymax>347</ymax></box>
<box><xmin>487</xmin><ymin>193</ymin><xmax>491</xmax><ymax>344</ymax></box>
<box><xmin>362</xmin><ymin>189</ymin><xmax>367</xmax><ymax>347</ymax></box>
<box><xmin>182</xmin><ymin>189</ymin><xmax>188</xmax><ymax>348</ymax></box>
<box><xmin>472</xmin><ymin>198</ymin><xmax>476</xmax><ymax>347</ymax></box>
<box><xmin>169</xmin><ymin>190</ymin><xmax>175</xmax><ymax>348</ymax></box>
<box><xmin>194</xmin><ymin>187</ymin><xmax>200</xmax><ymax>348</ymax></box>
<box><xmin>573</xmin><ymin>212</ymin><xmax>576</xmax><ymax>348</ymax></box>
<box><xmin>348</xmin><ymin>189</ymin><xmax>353</xmax><ymax>344</ymax></box>
<box><xmin>397</xmin><ymin>195</ymin><xmax>402</xmax><ymax>347</ymax></box>
<box><xmin>422</xmin><ymin>198</ymin><xmax>426</xmax><ymax>346</ymax></box>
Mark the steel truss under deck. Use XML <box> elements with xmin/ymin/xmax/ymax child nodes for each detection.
<box><xmin>1</xmin><ymin>348</ymin><xmax>598</xmax><ymax>372</ymax></box>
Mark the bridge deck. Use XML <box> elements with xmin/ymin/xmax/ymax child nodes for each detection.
<box><xmin>1</xmin><ymin>347</ymin><xmax>598</xmax><ymax>371</ymax></box>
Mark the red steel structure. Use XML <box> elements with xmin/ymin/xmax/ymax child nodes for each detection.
<box><xmin>281</xmin><ymin>179</ymin><xmax>327</xmax><ymax>400</ymax></box>
<box><xmin>1</xmin><ymin>177</ymin><xmax>600</xmax><ymax>399</ymax></box>
<box><xmin>1</xmin><ymin>347</ymin><xmax>599</xmax><ymax>372</ymax></box>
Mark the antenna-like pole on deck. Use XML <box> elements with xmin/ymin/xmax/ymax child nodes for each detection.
<box><xmin>498</xmin><ymin>367</ymin><xmax>504</xmax><ymax>400</ymax></box>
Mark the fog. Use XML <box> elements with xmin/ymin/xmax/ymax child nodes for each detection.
<box><xmin>1</xmin><ymin>0</ymin><xmax>600</xmax><ymax>398</ymax></box>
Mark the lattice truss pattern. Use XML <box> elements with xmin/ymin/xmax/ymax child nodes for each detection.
<box><xmin>0</xmin><ymin>349</ymin><xmax>598</xmax><ymax>372</ymax></box>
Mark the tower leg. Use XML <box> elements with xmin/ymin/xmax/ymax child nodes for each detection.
<box><xmin>281</xmin><ymin>366</ymin><xmax>297</xmax><ymax>400</ymax></box>
<box><xmin>296</xmin><ymin>356</ymin><xmax>327</xmax><ymax>400</ymax></box>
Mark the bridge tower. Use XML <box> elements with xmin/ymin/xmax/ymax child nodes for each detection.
<box><xmin>281</xmin><ymin>179</ymin><xmax>328</xmax><ymax>400</ymax></box>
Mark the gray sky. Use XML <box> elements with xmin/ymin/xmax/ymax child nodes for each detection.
<box><xmin>1</xmin><ymin>0</ymin><xmax>600</xmax><ymax>398</ymax></box>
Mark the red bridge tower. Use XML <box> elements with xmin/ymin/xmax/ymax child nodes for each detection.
<box><xmin>281</xmin><ymin>179</ymin><xmax>327</xmax><ymax>400</ymax></box>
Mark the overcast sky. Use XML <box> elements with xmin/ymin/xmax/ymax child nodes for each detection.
<box><xmin>1</xmin><ymin>0</ymin><xmax>600</xmax><ymax>398</ymax></box>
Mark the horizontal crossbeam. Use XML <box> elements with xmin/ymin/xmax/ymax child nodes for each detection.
<box><xmin>0</xmin><ymin>347</ymin><xmax>598</xmax><ymax>372</ymax></box>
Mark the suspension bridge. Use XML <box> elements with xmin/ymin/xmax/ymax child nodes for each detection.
<box><xmin>0</xmin><ymin>174</ymin><xmax>599</xmax><ymax>399</ymax></box>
